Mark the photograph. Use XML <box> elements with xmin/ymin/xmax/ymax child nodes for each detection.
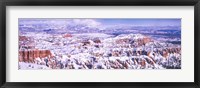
<box><xmin>18</xmin><ymin>18</ymin><xmax>181</xmax><ymax>70</ymax></box>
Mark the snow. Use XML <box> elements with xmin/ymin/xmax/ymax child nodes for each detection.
<box><xmin>19</xmin><ymin>32</ymin><xmax>181</xmax><ymax>69</ymax></box>
<box><xmin>19</xmin><ymin>62</ymin><xmax>50</xmax><ymax>70</ymax></box>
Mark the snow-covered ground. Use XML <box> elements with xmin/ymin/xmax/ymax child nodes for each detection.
<box><xmin>19</xmin><ymin>33</ymin><xmax>181</xmax><ymax>70</ymax></box>
<box><xmin>19</xmin><ymin>62</ymin><xmax>50</xmax><ymax>70</ymax></box>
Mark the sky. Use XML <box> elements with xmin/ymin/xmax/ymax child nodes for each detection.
<box><xmin>96</xmin><ymin>19</ymin><xmax>181</xmax><ymax>26</ymax></box>
<box><xmin>19</xmin><ymin>18</ymin><xmax>181</xmax><ymax>27</ymax></box>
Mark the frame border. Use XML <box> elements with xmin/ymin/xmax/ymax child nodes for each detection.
<box><xmin>0</xmin><ymin>0</ymin><xmax>200</xmax><ymax>88</ymax></box>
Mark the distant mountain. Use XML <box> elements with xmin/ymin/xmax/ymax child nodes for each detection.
<box><xmin>19</xmin><ymin>21</ymin><xmax>181</xmax><ymax>35</ymax></box>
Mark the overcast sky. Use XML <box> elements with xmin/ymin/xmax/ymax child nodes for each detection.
<box><xmin>19</xmin><ymin>18</ymin><xmax>181</xmax><ymax>27</ymax></box>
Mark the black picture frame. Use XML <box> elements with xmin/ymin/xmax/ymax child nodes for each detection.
<box><xmin>0</xmin><ymin>0</ymin><xmax>200</xmax><ymax>88</ymax></box>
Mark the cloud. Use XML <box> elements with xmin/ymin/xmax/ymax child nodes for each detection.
<box><xmin>68</xmin><ymin>19</ymin><xmax>101</xmax><ymax>28</ymax></box>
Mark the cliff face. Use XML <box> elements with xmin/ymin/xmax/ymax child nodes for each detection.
<box><xmin>115</xmin><ymin>36</ymin><xmax>152</xmax><ymax>47</ymax></box>
<box><xmin>19</xmin><ymin>49</ymin><xmax>52</xmax><ymax>63</ymax></box>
